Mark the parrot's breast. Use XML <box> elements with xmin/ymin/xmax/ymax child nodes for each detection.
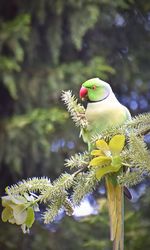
<box><xmin>85</xmin><ymin>92</ymin><xmax>131</xmax><ymax>137</ymax></box>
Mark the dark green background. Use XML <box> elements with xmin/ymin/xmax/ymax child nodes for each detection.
<box><xmin>0</xmin><ymin>0</ymin><xmax>150</xmax><ymax>249</ymax></box>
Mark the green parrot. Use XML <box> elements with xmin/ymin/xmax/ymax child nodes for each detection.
<box><xmin>79</xmin><ymin>78</ymin><xmax>131</xmax><ymax>250</ymax></box>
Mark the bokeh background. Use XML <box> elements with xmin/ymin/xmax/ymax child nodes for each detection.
<box><xmin>0</xmin><ymin>0</ymin><xmax>150</xmax><ymax>249</ymax></box>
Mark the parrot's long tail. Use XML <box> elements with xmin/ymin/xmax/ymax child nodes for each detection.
<box><xmin>106</xmin><ymin>177</ymin><xmax>124</xmax><ymax>250</ymax></box>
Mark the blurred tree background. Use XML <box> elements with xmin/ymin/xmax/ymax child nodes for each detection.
<box><xmin>0</xmin><ymin>0</ymin><xmax>150</xmax><ymax>249</ymax></box>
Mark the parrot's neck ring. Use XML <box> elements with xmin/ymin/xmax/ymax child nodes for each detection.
<box><xmin>88</xmin><ymin>89</ymin><xmax>110</xmax><ymax>103</ymax></box>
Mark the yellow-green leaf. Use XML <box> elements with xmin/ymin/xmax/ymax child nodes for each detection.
<box><xmin>96</xmin><ymin>140</ymin><xmax>110</xmax><ymax>153</ymax></box>
<box><xmin>111</xmin><ymin>156</ymin><xmax>122</xmax><ymax>167</ymax></box>
<box><xmin>95</xmin><ymin>164</ymin><xmax>122</xmax><ymax>180</ymax></box>
<box><xmin>109</xmin><ymin>134</ymin><xmax>125</xmax><ymax>155</ymax></box>
<box><xmin>1</xmin><ymin>207</ymin><xmax>13</xmax><ymax>222</ymax></box>
<box><xmin>91</xmin><ymin>150</ymin><xmax>104</xmax><ymax>156</ymax></box>
<box><xmin>2</xmin><ymin>196</ymin><xmax>13</xmax><ymax>207</ymax></box>
<box><xmin>90</xmin><ymin>156</ymin><xmax>111</xmax><ymax>167</ymax></box>
<box><xmin>11</xmin><ymin>196</ymin><xmax>26</xmax><ymax>205</ymax></box>
<box><xmin>13</xmin><ymin>204</ymin><xmax>27</xmax><ymax>225</ymax></box>
<box><xmin>8</xmin><ymin>217</ymin><xmax>16</xmax><ymax>224</ymax></box>
<box><xmin>25</xmin><ymin>207</ymin><xmax>35</xmax><ymax>228</ymax></box>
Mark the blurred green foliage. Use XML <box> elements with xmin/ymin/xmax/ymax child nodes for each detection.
<box><xmin>0</xmin><ymin>108</ymin><xmax>68</xmax><ymax>177</ymax></box>
<box><xmin>0</xmin><ymin>0</ymin><xmax>150</xmax><ymax>249</ymax></box>
<box><xmin>0</xmin><ymin>14</ymin><xmax>30</xmax><ymax>99</ymax></box>
<box><xmin>0</xmin><ymin>0</ymin><xmax>117</xmax><ymax>182</ymax></box>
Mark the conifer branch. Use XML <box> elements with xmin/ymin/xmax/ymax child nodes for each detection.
<box><xmin>43</xmin><ymin>198</ymin><xmax>63</xmax><ymax>224</ymax></box>
<box><xmin>91</xmin><ymin>125</ymin><xmax>125</xmax><ymax>142</ymax></box>
<box><xmin>7</xmin><ymin>177</ymin><xmax>52</xmax><ymax>195</ymax></box>
<box><xmin>72</xmin><ymin>171</ymin><xmax>97</xmax><ymax>205</ymax></box>
<box><xmin>128</xmin><ymin>134</ymin><xmax>150</xmax><ymax>172</ymax></box>
<box><xmin>40</xmin><ymin>173</ymin><xmax>74</xmax><ymax>203</ymax></box>
<box><xmin>126</xmin><ymin>113</ymin><xmax>150</xmax><ymax>129</ymax></box>
<box><xmin>92</xmin><ymin>112</ymin><xmax>150</xmax><ymax>142</ymax></box>
<box><xmin>61</xmin><ymin>90</ymin><xmax>88</xmax><ymax>129</ymax></box>
<box><xmin>43</xmin><ymin>195</ymin><xmax>73</xmax><ymax>224</ymax></box>
<box><xmin>63</xmin><ymin>197</ymin><xmax>74</xmax><ymax>216</ymax></box>
<box><xmin>118</xmin><ymin>170</ymin><xmax>144</xmax><ymax>187</ymax></box>
<box><xmin>136</xmin><ymin>126</ymin><xmax>150</xmax><ymax>136</ymax></box>
<box><xmin>65</xmin><ymin>152</ymin><xmax>90</xmax><ymax>169</ymax></box>
<box><xmin>1</xmin><ymin>90</ymin><xmax>150</xmax><ymax>234</ymax></box>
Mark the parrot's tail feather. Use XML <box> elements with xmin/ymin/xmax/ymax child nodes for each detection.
<box><xmin>106</xmin><ymin>177</ymin><xmax>124</xmax><ymax>250</ymax></box>
<box><xmin>106</xmin><ymin>178</ymin><xmax>117</xmax><ymax>241</ymax></box>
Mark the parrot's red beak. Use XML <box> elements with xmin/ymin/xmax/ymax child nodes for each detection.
<box><xmin>79</xmin><ymin>86</ymin><xmax>88</xmax><ymax>99</ymax></box>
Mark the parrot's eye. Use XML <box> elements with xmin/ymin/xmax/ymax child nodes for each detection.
<box><xmin>93</xmin><ymin>85</ymin><xmax>96</xmax><ymax>90</ymax></box>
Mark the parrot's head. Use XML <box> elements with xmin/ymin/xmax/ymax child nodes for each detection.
<box><xmin>79</xmin><ymin>78</ymin><xmax>111</xmax><ymax>102</ymax></box>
